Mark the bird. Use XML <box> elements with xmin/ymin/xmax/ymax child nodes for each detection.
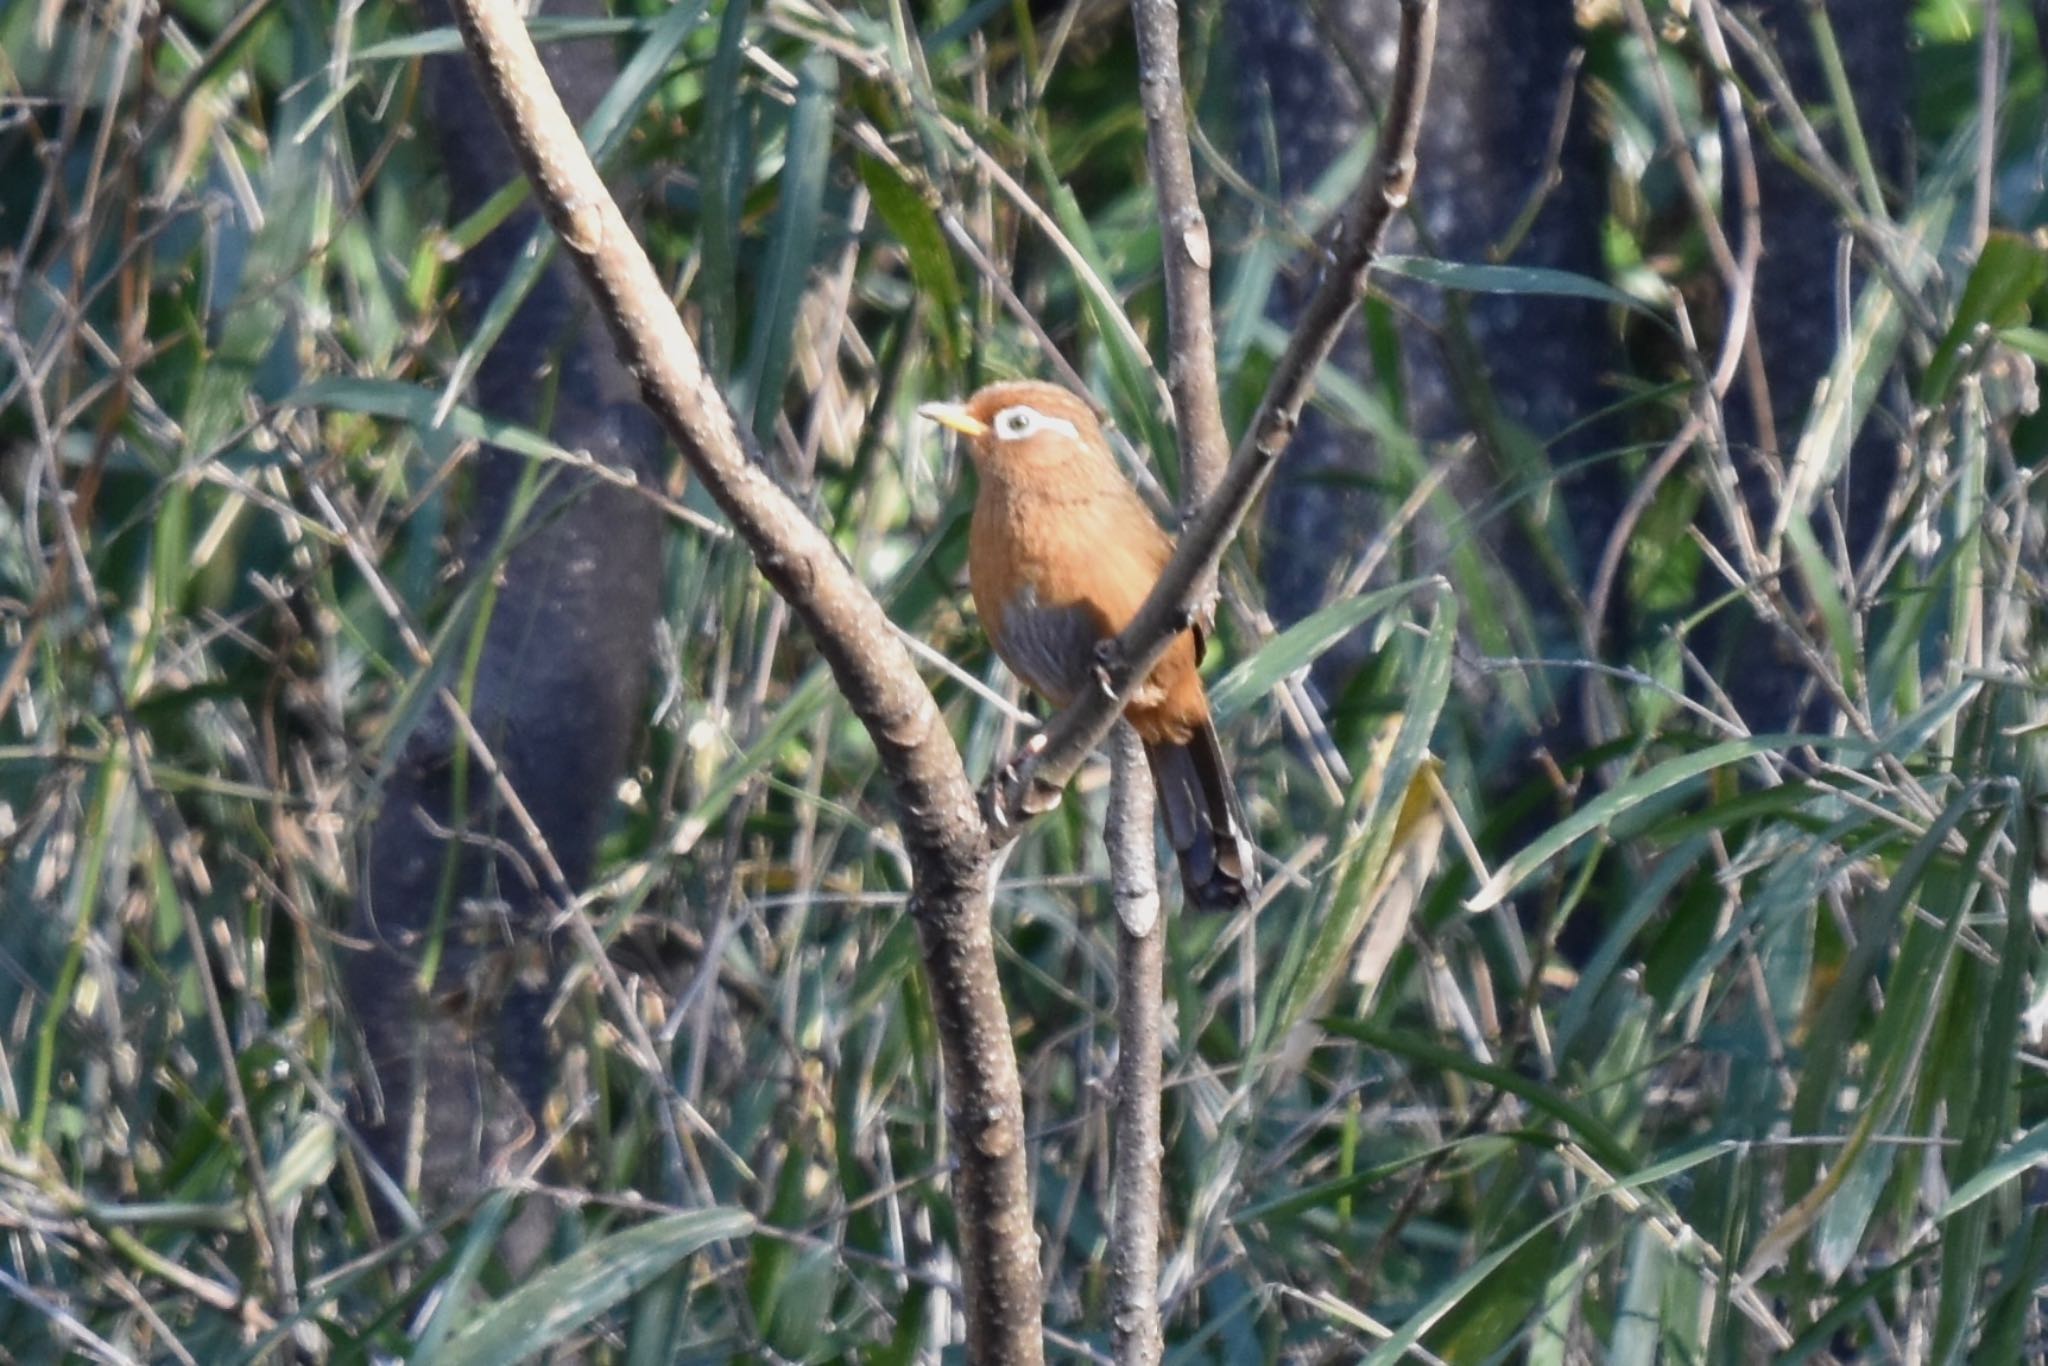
<box><xmin>919</xmin><ymin>380</ymin><xmax>1259</xmax><ymax>911</ymax></box>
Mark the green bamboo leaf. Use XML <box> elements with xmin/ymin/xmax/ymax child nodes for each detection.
<box><xmin>183</xmin><ymin>19</ymin><xmax>326</xmax><ymax>462</ymax></box>
<box><xmin>749</xmin><ymin>1141</ymin><xmax>830</xmax><ymax>1358</ymax></box>
<box><xmin>1997</xmin><ymin>324</ymin><xmax>2048</xmax><ymax>363</ymax></box>
<box><xmin>1359</xmin><ymin>1144</ymin><xmax>1733</xmax><ymax>1364</ymax></box>
<box><xmin>1941</xmin><ymin>1118</ymin><xmax>2048</xmax><ymax>1222</ymax></box>
<box><xmin>1218</xmin><ymin>229</ymin><xmax>1284</xmax><ymax>376</ymax></box>
<box><xmin>1554</xmin><ymin>837</ymin><xmax>1710</xmax><ymax>1055</ymax></box>
<box><xmin>1757</xmin><ymin>793</ymin><xmax>1996</xmax><ymax>1284</ymax></box>
<box><xmin>1377</xmin><ymin>255</ymin><xmax>1663</xmax><ymax>322</ymax></box>
<box><xmin>1883</xmin><ymin>683</ymin><xmax>1982</xmax><ymax>762</ymax></box>
<box><xmin>1778</xmin><ymin>1247</ymin><xmax>1932</xmax><ymax>1364</ymax></box>
<box><xmin>1209</xmin><ymin>579</ymin><xmax>1431</xmax><ymax>724</ymax></box>
<box><xmin>1608</xmin><ymin>1226</ymin><xmax>1666</xmax><ymax>1364</ymax></box>
<box><xmin>868</xmin><ymin>1282</ymin><xmax>931</xmax><ymax>1366</ymax></box>
<box><xmin>410</xmin><ymin>1192</ymin><xmax>519</xmax><ymax>1362</ymax></box>
<box><xmin>1811</xmin><ymin>1142</ymin><xmax>1899</xmax><ymax>1284</ymax></box>
<box><xmin>1933</xmin><ymin>780</ymin><xmax>2032</xmax><ymax>1358</ymax></box>
<box><xmin>1784</xmin><ymin>516</ymin><xmax>1857</xmax><ymax>689</ymax></box>
<box><xmin>355</xmin><ymin>16</ymin><xmax>647</xmax><ymax>62</ymax></box>
<box><xmin>1220</xmin><ymin>117</ymin><xmax>1367</xmax><ymax>367</ymax></box>
<box><xmin>920</xmin><ymin>0</ymin><xmax>1014</xmax><ymax>52</ymax></box>
<box><xmin>741</xmin><ymin>52</ymin><xmax>839</xmax><ymax>445</ymax></box>
<box><xmin>1249</xmin><ymin>318</ymin><xmax>1412</xmax><ymax>453</ymax></box>
<box><xmin>1466</xmin><ymin>734</ymin><xmax>1877</xmax><ymax>912</ymax></box>
<box><xmin>1233</xmin><ymin>1134</ymin><xmax>1515</xmax><ymax>1227</ymax></box>
<box><xmin>1529</xmin><ymin>1255</ymin><xmax>1593</xmax><ymax>1366</ymax></box>
<box><xmin>1270</xmin><ymin>583</ymin><xmax>1454</xmax><ymax>1031</ymax></box>
<box><xmin>860</xmin><ymin>155</ymin><xmax>967</xmax><ymax>371</ymax></box>
<box><xmin>1788</xmin><ymin>796</ymin><xmax>1976</xmax><ymax>1199</ymax></box>
<box><xmin>1775</xmin><ymin>135</ymin><xmax>1967</xmax><ymax>546</ymax></box>
<box><xmin>1979</xmin><ymin>1213</ymin><xmax>2048</xmax><ymax>1363</ymax></box>
<box><xmin>1920</xmin><ymin>230</ymin><xmax>2048</xmax><ymax>405</ymax></box>
<box><xmin>1035</xmin><ymin>161</ymin><xmax>1174</xmax><ymax>474</ymax></box>
<box><xmin>1420</xmin><ymin>1225</ymin><xmax>1564</xmax><ymax>1363</ymax></box>
<box><xmin>1325</xmin><ymin>1018</ymin><xmax>1638</xmax><ymax>1175</ymax></box>
<box><xmin>438</xmin><ymin>1209</ymin><xmax>753</xmax><ymax>1366</ymax></box>
<box><xmin>290</xmin><ymin>376</ymin><xmax>580</xmax><ymax>464</ymax></box>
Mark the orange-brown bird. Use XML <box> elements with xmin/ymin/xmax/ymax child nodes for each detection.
<box><xmin>920</xmin><ymin>381</ymin><xmax>1259</xmax><ymax>911</ymax></box>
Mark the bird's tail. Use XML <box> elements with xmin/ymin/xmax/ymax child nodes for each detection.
<box><xmin>1146</xmin><ymin>720</ymin><xmax>1259</xmax><ymax>912</ymax></box>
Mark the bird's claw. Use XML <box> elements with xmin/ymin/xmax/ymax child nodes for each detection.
<box><xmin>1091</xmin><ymin>639</ymin><xmax>1122</xmax><ymax>699</ymax></box>
<box><xmin>983</xmin><ymin>731</ymin><xmax>1057</xmax><ymax>833</ymax></box>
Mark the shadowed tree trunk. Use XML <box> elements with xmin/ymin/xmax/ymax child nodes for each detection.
<box><xmin>1237</xmin><ymin>0</ymin><xmax>1618</xmax><ymax>735</ymax></box>
<box><xmin>343</xmin><ymin>0</ymin><xmax>667</xmax><ymax>1263</ymax></box>
<box><xmin>1712</xmin><ymin>0</ymin><xmax>1911</xmax><ymax>730</ymax></box>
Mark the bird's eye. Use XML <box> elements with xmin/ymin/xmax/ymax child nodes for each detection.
<box><xmin>995</xmin><ymin>407</ymin><xmax>1039</xmax><ymax>439</ymax></box>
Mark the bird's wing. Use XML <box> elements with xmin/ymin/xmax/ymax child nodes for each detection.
<box><xmin>988</xmin><ymin>588</ymin><xmax>1101</xmax><ymax>705</ymax></box>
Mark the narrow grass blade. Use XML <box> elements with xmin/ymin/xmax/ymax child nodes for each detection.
<box><xmin>438</xmin><ymin>1209</ymin><xmax>753</xmax><ymax>1366</ymax></box>
<box><xmin>698</xmin><ymin>0</ymin><xmax>753</xmax><ymax>377</ymax></box>
<box><xmin>1359</xmin><ymin>1145</ymin><xmax>1731</xmax><ymax>1364</ymax></box>
<box><xmin>1920</xmin><ymin>230</ymin><xmax>2048</xmax><ymax>405</ymax></box>
<box><xmin>433</xmin><ymin>0</ymin><xmax>710</xmax><ymax>426</ymax></box>
<box><xmin>1378</xmin><ymin>254</ymin><xmax>1666</xmax><ymax>324</ymax></box>
<box><xmin>1466</xmin><ymin>735</ymin><xmax>1876</xmax><ymax>912</ymax></box>
<box><xmin>1325</xmin><ymin>1018</ymin><xmax>1638</xmax><ymax>1176</ymax></box>
<box><xmin>1270</xmin><ymin>584</ymin><xmax>1454</xmax><ymax>1032</ymax></box>
<box><xmin>1209</xmin><ymin>579</ymin><xmax>1431</xmax><ymax>723</ymax></box>
<box><xmin>860</xmin><ymin>154</ymin><xmax>967</xmax><ymax>372</ymax></box>
<box><xmin>740</xmin><ymin>53</ymin><xmax>838</xmax><ymax>446</ymax></box>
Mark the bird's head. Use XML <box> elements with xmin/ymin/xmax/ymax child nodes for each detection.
<box><xmin>918</xmin><ymin>380</ymin><xmax>1110</xmax><ymax>478</ymax></box>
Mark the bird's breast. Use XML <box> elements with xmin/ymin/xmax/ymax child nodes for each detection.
<box><xmin>969</xmin><ymin>478</ymin><xmax>1177</xmax><ymax>706</ymax></box>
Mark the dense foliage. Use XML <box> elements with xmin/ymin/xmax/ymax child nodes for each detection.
<box><xmin>3</xmin><ymin>0</ymin><xmax>2046</xmax><ymax>1359</ymax></box>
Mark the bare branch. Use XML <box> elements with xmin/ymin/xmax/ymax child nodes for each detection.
<box><xmin>441</xmin><ymin>1</ymin><xmax>1042</xmax><ymax>1356</ymax></box>
<box><xmin>1131</xmin><ymin>0</ymin><xmax>1230</xmax><ymax>505</ymax></box>
<box><xmin>1105</xmin><ymin>723</ymin><xmax>1164</xmax><ymax>1366</ymax></box>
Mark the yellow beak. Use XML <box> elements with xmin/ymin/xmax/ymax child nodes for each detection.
<box><xmin>917</xmin><ymin>400</ymin><xmax>988</xmax><ymax>438</ymax></box>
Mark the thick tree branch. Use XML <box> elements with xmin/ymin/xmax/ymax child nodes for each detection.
<box><xmin>442</xmin><ymin>2</ymin><xmax>1041</xmax><ymax>1358</ymax></box>
<box><xmin>1131</xmin><ymin>0</ymin><xmax>1230</xmax><ymax>505</ymax></box>
<box><xmin>995</xmin><ymin>0</ymin><xmax>1438</xmax><ymax>826</ymax></box>
<box><xmin>1105</xmin><ymin>724</ymin><xmax>1165</xmax><ymax>1366</ymax></box>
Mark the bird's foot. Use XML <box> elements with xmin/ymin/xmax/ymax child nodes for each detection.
<box><xmin>983</xmin><ymin>731</ymin><xmax>1059</xmax><ymax>835</ymax></box>
<box><xmin>1091</xmin><ymin>639</ymin><xmax>1123</xmax><ymax>699</ymax></box>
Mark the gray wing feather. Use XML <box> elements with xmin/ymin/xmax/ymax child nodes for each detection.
<box><xmin>992</xmin><ymin>590</ymin><xmax>1100</xmax><ymax>702</ymax></box>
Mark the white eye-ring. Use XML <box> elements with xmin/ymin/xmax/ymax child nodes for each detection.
<box><xmin>993</xmin><ymin>405</ymin><xmax>1080</xmax><ymax>443</ymax></box>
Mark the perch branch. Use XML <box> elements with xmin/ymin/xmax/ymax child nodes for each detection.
<box><xmin>1105</xmin><ymin>723</ymin><xmax>1165</xmax><ymax>1366</ymax></box>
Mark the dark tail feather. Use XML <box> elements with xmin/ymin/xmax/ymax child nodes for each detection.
<box><xmin>1146</xmin><ymin>721</ymin><xmax>1259</xmax><ymax>911</ymax></box>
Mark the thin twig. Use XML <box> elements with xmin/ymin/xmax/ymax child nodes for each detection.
<box><xmin>8</xmin><ymin>331</ymin><xmax>298</xmax><ymax>1316</ymax></box>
